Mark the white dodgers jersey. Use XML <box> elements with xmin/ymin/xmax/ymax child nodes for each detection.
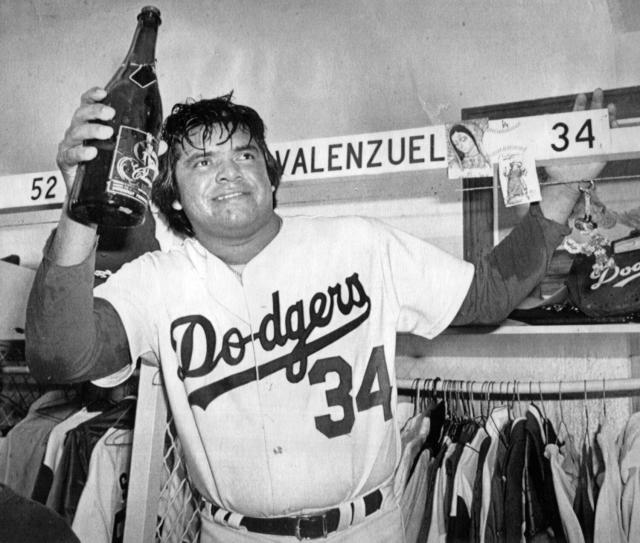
<box><xmin>93</xmin><ymin>215</ymin><xmax>473</xmax><ymax>517</ymax></box>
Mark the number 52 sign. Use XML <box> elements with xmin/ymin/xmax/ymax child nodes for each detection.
<box><xmin>0</xmin><ymin>171</ymin><xmax>65</xmax><ymax>213</ymax></box>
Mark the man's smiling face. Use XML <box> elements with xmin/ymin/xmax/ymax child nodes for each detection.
<box><xmin>173</xmin><ymin>124</ymin><xmax>275</xmax><ymax>243</ymax></box>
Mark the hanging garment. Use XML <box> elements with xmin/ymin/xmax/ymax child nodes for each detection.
<box><xmin>422</xmin><ymin>401</ymin><xmax>447</xmax><ymax>458</ymax></box>
<box><xmin>401</xmin><ymin>448</ymin><xmax>431</xmax><ymax>543</ymax></box>
<box><xmin>479</xmin><ymin>405</ymin><xmax>510</xmax><ymax>543</ymax></box>
<box><xmin>484</xmin><ymin>417</ymin><xmax>512</xmax><ymax>543</ymax></box>
<box><xmin>427</xmin><ymin>437</ymin><xmax>456</xmax><ymax>543</ymax></box>
<box><xmin>418</xmin><ymin>403</ymin><xmax>449</xmax><ymax>541</ymax></box>
<box><xmin>620</xmin><ymin>414</ymin><xmax>640</xmax><ymax>542</ymax></box>
<box><xmin>443</xmin><ymin>420</ymin><xmax>478</xmax><ymax>535</ymax></box>
<box><xmin>394</xmin><ymin>401</ymin><xmax>430</xmax><ymax>498</ymax></box>
<box><xmin>46</xmin><ymin>397</ymin><xmax>136</xmax><ymax>523</ymax></box>
<box><xmin>617</xmin><ymin>411</ymin><xmax>640</xmax><ymax>543</ymax></box>
<box><xmin>31</xmin><ymin>407</ymin><xmax>100</xmax><ymax>503</ymax></box>
<box><xmin>397</xmin><ymin>400</ymin><xmax>416</xmax><ymax>429</ymax></box>
<box><xmin>523</xmin><ymin>404</ymin><xmax>565</xmax><ymax>542</ymax></box>
<box><xmin>572</xmin><ymin>433</ymin><xmax>595</xmax><ymax>543</ymax></box>
<box><xmin>396</xmin><ymin>398</ymin><xmax>431</xmax><ymax>542</ymax></box>
<box><xmin>447</xmin><ymin>425</ymin><xmax>489</xmax><ymax>543</ymax></box>
<box><xmin>592</xmin><ymin>430</ymin><xmax>605</xmax><ymax>504</ymax></box>
<box><xmin>0</xmin><ymin>390</ymin><xmax>79</xmax><ymax>497</ymax></box>
<box><xmin>71</xmin><ymin>428</ymin><xmax>132</xmax><ymax>543</ymax></box>
<box><xmin>592</xmin><ymin>418</ymin><xmax>626</xmax><ymax>543</ymax></box>
<box><xmin>503</xmin><ymin>417</ymin><xmax>527</xmax><ymax>543</ymax></box>
<box><xmin>545</xmin><ymin>443</ymin><xmax>585</xmax><ymax>543</ymax></box>
<box><xmin>470</xmin><ymin>433</ymin><xmax>491</xmax><ymax>543</ymax></box>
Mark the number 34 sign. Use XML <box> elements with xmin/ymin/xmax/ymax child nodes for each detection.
<box><xmin>0</xmin><ymin>171</ymin><xmax>65</xmax><ymax>213</ymax></box>
<box><xmin>482</xmin><ymin>108</ymin><xmax>612</xmax><ymax>165</ymax></box>
<box><xmin>544</xmin><ymin>108</ymin><xmax>611</xmax><ymax>159</ymax></box>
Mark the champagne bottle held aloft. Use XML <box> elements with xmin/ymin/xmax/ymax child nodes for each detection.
<box><xmin>68</xmin><ymin>6</ymin><xmax>163</xmax><ymax>228</ymax></box>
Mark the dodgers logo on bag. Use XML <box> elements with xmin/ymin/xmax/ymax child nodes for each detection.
<box><xmin>566</xmin><ymin>247</ymin><xmax>640</xmax><ymax>317</ymax></box>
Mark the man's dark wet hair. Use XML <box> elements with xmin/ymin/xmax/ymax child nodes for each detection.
<box><xmin>152</xmin><ymin>92</ymin><xmax>281</xmax><ymax>237</ymax></box>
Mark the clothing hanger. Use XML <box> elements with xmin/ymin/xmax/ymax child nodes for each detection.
<box><xmin>484</xmin><ymin>381</ymin><xmax>494</xmax><ymax>422</ymax></box>
<box><xmin>582</xmin><ymin>379</ymin><xmax>591</xmax><ymax>454</ymax></box>
<box><xmin>518</xmin><ymin>380</ymin><xmax>525</xmax><ymax>419</ymax></box>
<box><xmin>440</xmin><ymin>380</ymin><xmax>450</xmax><ymax>429</ymax></box>
<box><xmin>538</xmin><ymin>381</ymin><xmax>550</xmax><ymax>444</ymax></box>
<box><xmin>503</xmin><ymin>380</ymin><xmax>511</xmax><ymax>421</ymax></box>
<box><xmin>421</xmin><ymin>378</ymin><xmax>435</xmax><ymax>414</ymax></box>
<box><xmin>411</xmin><ymin>378</ymin><xmax>420</xmax><ymax>418</ymax></box>
<box><xmin>488</xmin><ymin>380</ymin><xmax>497</xmax><ymax>419</ymax></box>
<box><xmin>527</xmin><ymin>380</ymin><xmax>547</xmax><ymax>430</ymax></box>
<box><xmin>484</xmin><ymin>381</ymin><xmax>491</xmax><ymax>417</ymax></box>
<box><xmin>453</xmin><ymin>380</ymin><xmax>470</xmax><ymax>441</ymax></box>
<box><xmin>442</xmin><ymin>380</ymin><xmax>459</xmax><ymax>443</ymax></box>
<box><xmin>493</xmin><ymin>381</ymin><xmax>511</xmax><ymax>448</ymax></box>
<box><xmin>453</xmin><ymin>380</ymin><xmax>463</xmax><ymax>421</ymax></box>
<box><xmin>100</xmin><ymin>397</ymin><xmax>137</xmax><ymax>447</ymax></box>
<box><xmin>508</xmin><ymin>379</ymin><xmax>519</xmax><ymax>421</ymax></box>
<box><xmin>459</xmin><ymin>380</ymin><xmax>470</xmax><ymax>421</ymax></box>
<box><xmin>497</xmin><ymin>380</ymin><xmax>506</xmax><ymax>412</ymax></box>
<box><xmin>484</xmin><ymin>381</ymin><xmax>502</xmax><ymax>436</ymax></box>
<box><xmin>555</xmin><ymin>380</ymin><xmax>570</xmax><ymax>447</ymax></box>
<box><xmin>464</xmin><ymin>379</ymin><xmax>484</xmax><ymax>448</ymax></box>
<box><xmin>466</xmin><ymin>380</ymin><xmax>476</xmax><ymax>421</ymax></box>
<box><xmin>425</xmin><ymin>377</ymin><xmax>439</xmax><ymax>410</ymax></box>
<box><xmin>452</xmin><ymin>380</ymin><xmax>460</xmax><ymax>418</ymax></box>
<box><xmin>104</xmin><ymin>426</ymin><xmax>133</xmax><ymax>447</ymax></box>
<box><xmin>488</xmin><ymin>380</ymin><xmax>500</xmax><ymax>418</ymax></box>
<box><xmin>453</xmin><ymin>380</ymin><xmax>466</xmax><ymax>440</ymax></box>
<box><xmin>600</xmin><ymin>377</ymin><xmax>607</xmax><ymax>421</ymax></box>
<box><xmin>479</xmin><ymin>381</ymin><xmax>490</xmax><ymax>423</ymax></box>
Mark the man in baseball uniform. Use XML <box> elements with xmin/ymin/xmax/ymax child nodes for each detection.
<box><xmin>26</xmin><ymin>87</ymin><xmax>614</xmax><ymax>542</ymax></box>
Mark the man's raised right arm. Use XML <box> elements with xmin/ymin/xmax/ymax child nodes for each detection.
<box><xmin>25</xmin><ymin>87</ymin><xmax>131</xmax><ymax>384</ymax></box>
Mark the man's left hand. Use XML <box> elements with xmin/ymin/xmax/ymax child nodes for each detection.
<box><xmin>540</xmin><ymin>88</ymin><xmax>618</xmax><ymax>225</ymax></box>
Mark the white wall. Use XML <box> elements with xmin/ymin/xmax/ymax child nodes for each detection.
<box><xmin>0</xmin><ymin>0</ymin><xmax>629</xmax><ymax>177</ymax></box>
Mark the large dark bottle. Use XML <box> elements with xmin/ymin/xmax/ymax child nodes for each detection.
<box><xmin>68</xmin><ymin>6</ymin><xmax>163</xmax><ymax>228</ymax></box>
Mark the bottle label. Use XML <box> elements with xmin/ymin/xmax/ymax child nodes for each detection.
<box><xmin>107</xmin><ymin>125</ymin><xmax>159</xmax><ymax>205</ymax></box>
<box><xmin>129</xmin><ymin>64</ymin><xmax>157</xmax><ymax>88</ymax></box>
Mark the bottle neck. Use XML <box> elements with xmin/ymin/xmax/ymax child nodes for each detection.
<box><xmin>124</xmin><ymin>15</ymin><xmax>159</xmax><ymax>65</ymax></box>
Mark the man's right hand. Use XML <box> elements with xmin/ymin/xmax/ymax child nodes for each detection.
<box><xmin>50</xmin><ymin>87</ymin><xmax>116</xmax><ymax>265</ymax></box>
<box><xmin>57</xmin><ymin>87</ymin><xmax>115</xmax><ymax>192</ymax></box>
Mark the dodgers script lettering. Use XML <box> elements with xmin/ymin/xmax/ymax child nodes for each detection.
<box><xmin>590</xmin><ymin>258</ymin><xmax>640</xmax><ymax>290</ymax></box>
<box><xmin>170</xmin><ymin>273</ymin><xmax>371</xmax><ymax>410</ymax></box>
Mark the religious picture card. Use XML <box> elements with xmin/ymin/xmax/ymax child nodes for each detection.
<box><xmin>497</xmin><ymin>150</ymin><xmax>541</xmax><ymax>207</ymax></box>
<box><xmin>446</xmin><ymin>119</ymin><xmax>493</xmax><ymax>179</ymax></box>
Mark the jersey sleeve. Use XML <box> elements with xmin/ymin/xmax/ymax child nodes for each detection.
<box><xmin>375</xmin><ymin>220</ymin><xmax>474</xmax><ymax>339</ymax></box>
<box><xmin>451</xmin><ymin>203</ymin><xmax>571</xmax><ymax>326</ymax></box>
<box><xmin>25</xmin><ymin>232</ymin><xmax>133</xmax><ymax>385</ymax></box>
<box><xmin>92</xmin><ymin>254</ymin><xmax>160</xmax><ymax>387</ymax></box>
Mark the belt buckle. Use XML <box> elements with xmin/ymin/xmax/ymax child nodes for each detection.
<box><xmin>294</xmin><ymin>512</ymin><xmax>327</xmax><ymax>540</ymax></box>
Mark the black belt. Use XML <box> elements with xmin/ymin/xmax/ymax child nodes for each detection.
<box><xmin>207</xmin><ymin>488</ymin><xmax>383</xmax><ymax>540</ymax></box>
